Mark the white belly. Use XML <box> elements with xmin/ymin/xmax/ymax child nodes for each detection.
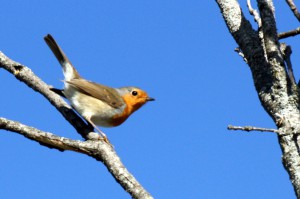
<box><xmin>64</xmin><ymin>86</ymin><xmax>124</xmax><ymax>127</ymax></box>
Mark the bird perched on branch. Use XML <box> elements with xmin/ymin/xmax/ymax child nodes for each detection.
<box><xmin>44</xmin><ymin>34</ymin><xmax>154</xmax><ymax>144</ymax></box>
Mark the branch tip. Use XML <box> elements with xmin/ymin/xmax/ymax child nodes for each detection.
<box><xmin>286</xmin><ymin>0</ymin><xmax>300</xmax><ymax>22</ymax></box>
<box><xmin>228</xmin><ymin>125</ymin><xmax>279</xmax><ymax>133</ymax></box>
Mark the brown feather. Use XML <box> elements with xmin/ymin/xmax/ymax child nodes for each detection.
<box><xmin>66</xmin><ymin>79</ymin><xmax>124</xmax><ymax>109</ymax></box>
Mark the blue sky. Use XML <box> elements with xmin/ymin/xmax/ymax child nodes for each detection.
<box><xmin>1</xmin><ymin>1</ymin><xmax>299</xmax><ymax>199</ymax></box>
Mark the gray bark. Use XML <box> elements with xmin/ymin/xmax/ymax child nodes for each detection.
<box><xmin>0</xmin><ymin>52</ymin><xmax>153</xmax><ymax>199</ymax></box>
<box><xmin>216</xmin><ymin>0</ymin><xmax>300</xmax><ymax>198</ymax></box>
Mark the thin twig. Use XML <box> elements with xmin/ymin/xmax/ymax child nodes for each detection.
<box><xmin>228</xmin><ymin>125</ymin><xmax>280</xmax><ymax>133</ymax></box>
<box><xmin>278</xmin><ymin>27</ymin><xmax>300</xmax><ymax>39</ymax></box>
<box><xmin>234</xmin><ymin>47</ymin><xmax>248</xmax><ymax>63</ymax></box>
<box><xmin>247</xmin><ymin>0</ymin><xmax>262</xmax><ymax>27</ymax></box>
<box><xmin>286</xmin><ymin>0</ymin><xmax>300</xmax><ymax>22</ymax></box>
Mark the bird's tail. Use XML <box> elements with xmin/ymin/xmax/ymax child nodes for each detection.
<box><xmin>44</xmin><ymin>34</ymin><xmax>80</xmax><ymax>81</ymax></box>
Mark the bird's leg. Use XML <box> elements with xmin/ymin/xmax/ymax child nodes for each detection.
<box><xmin>86</xmin><ymin>118</ymin><xmax>111</xmax><ymax>145</ymax></box>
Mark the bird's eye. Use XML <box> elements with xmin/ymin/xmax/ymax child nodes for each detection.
<box><xmin>131</xmin><ymin>90</ymin><xmax>138</xmax><ymax>96</ymax></box>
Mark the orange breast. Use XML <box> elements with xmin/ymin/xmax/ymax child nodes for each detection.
<box><xmin>110</xmin><ymin>94</ymin><xmax>147</xmax><ymax>126</ymax></box>
<box><xmin>110</xmin><ymin>108</ymin><xmax>131</xmax><ymax>126</ymax></box>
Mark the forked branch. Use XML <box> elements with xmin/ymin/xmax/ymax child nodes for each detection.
<box><xmin>216</xmin><ymin>0</ymin><xmax>300</xmax><ymax>197</ymax></box>
<box><xmin>0</xmin><ymin>52</ymin><xmax>153</xmax><ymax>199</ymax></box>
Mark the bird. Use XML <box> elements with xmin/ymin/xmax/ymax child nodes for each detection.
<box><xmin>44</xmin><ymin>34</ymin><xmax>154</xmax><ymax>144</ymax></box>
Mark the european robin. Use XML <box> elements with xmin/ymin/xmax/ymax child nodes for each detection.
<box><xmin>44</xmin><ymin>34</ymin><xmax>154</xmax><ymax>143</ymax></box>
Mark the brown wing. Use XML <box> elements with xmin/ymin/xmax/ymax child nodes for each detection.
<box><xmin>66</xmin><ymin>79</ymin><xmax>124</xmax><ymax>109</ymax></box>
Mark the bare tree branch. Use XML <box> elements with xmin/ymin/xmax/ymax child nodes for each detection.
<box><xmin>0</xmin><ymin>117</ymin><xmax>153</xmax><ymax>199</ymax></box>
<box><xmin>257</xmin><ymin>0</ymin><xmax>283</xmax><ymax>63</ymax></box>
<box><xmin>216</xmin><ymin>0</ymin><xmax>300</xmax><ymax>197</ymax></box>
<box><xmin>278</xmin><ymin>27</ymin><xmax>300</xmax><ymax>39</ymax></box>
<box><xmin>286</xmin><ymin>0</ymin><xmax>300</xmax><ymax>22</ymax></box>
<box><xmin>280</xmin><ymin>43</ymin><xmax>296</xmax><ymax>85</ymax></box>
<box><xmin>234</xmin><ymin>47</ymin><xmax>248</xmax><ymax>63</ymax></box>
<box><xmin>228</xmin><ymin>125</ymin><xmax>280</xmax><ymax>133</ymax></box>
<box><xmin>0</xmin><ymin>51</ymin><xmax>93</xmax><ymax>139</ymax></box>
<box><xmin>0</xmin><ymin>52</ymin><xmax>153</xmax><ymax>199</ymax></box>
<box><xmin>0</xmin><ymin>117</ymin><xmax>89</xmax><ymax>153</ymax></box>
<box><xmin>247</xmin><ymin>0</ymin><xmax>262</xmax><ymax>27</ymax></box>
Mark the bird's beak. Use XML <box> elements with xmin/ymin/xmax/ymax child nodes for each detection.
<box><xmin>146</xmin><ymin>97</ymin><xmax>155</xmax><ymax>101</ymax></box>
